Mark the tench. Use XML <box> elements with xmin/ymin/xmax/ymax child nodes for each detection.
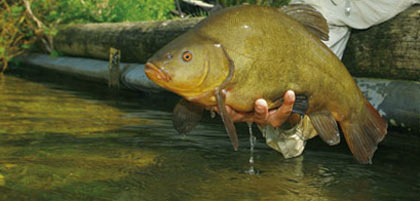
<box><xmin>145</xmin><ymin>5</ymin><xmax>387</xmax><ymax>164</ymax></box>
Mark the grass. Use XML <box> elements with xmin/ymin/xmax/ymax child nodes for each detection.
<box><xmin>215</xmin><ymin>0</ymin><xmax>290</xmax><ymax>7</ymax></box>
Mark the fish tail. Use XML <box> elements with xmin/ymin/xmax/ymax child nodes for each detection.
<box><xmin>339</xmin><ymin>99</ymin><xmax>387</xmax><ymax>164</ymax></box>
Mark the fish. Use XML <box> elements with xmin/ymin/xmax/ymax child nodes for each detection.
<box><xmin>145</xmin><ymin>4</ymin><xmax>387</xmax><ymax>164</ymax></box>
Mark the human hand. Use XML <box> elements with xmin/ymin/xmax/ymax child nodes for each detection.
<box><xmin>213</xmin><ymin>90</ymin><xmax>296</xmax><ymax>127</ymax></box>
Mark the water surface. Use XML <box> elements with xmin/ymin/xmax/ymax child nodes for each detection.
<box><xmin>0</xmin><ymin>69</ymin><xmax>419</xmax><ymax>201</ymax></box>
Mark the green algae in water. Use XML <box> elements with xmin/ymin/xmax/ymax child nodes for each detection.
<box><xmin>0</xmin><ymin>76</ymin><xmax>152</xmax><ymax>135</ymax></box>
<box><xmin>0</xmin><ymin>72</ymin><xmax>420</xmax><ymax>201</ymax></box>
<box><xmin>0</xmin><ymin>74</ymin><xmax>160</xmax><ymax>200</ymax></box>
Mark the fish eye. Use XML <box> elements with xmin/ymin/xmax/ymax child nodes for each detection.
<box><xmin>182</xmin><ymin>51</ymin><xmax>192</xmax><ymax>62</ymax></box>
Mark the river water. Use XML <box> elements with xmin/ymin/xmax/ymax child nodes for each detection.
<box><xmin>0</xmin><ymin>68</ymin><xmax>419</xmax><ymax>201</ymax></box>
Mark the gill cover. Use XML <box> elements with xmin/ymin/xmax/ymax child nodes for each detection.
<box><xmin>146</xmin><ymin>32</ymin><xmax>230</xmax><ymax>99</ymax></box>
<box><xmin>171</xmin><ymin>43</ymin><xmax>239</xmax><ymax>151</ymax></box>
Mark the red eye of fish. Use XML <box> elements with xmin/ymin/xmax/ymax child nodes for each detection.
<box><xmin>182</xmin><ymin>51</ymin><xmax>192</xmax><ymax>62</ymax></box>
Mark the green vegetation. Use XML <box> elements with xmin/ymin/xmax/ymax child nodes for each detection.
<box><xmin>0</xmin><ymin>0</ymin><xmax>175</xmax><ymax>72</ymax></box>
<box><xmin>0</xmin><ymin>0</ymin><xmax>34</xmax><ymax>72</ymax></box>
<box><xmin>0</xmin><ymin>0</ymin><xmax>291</xmax><ymax>73</ymax></box>
<box><xmin>30</xmin><ymin>0</ymin><xmax>175</xmax><ymax>24</ymax></box>
<box><xmin>215</xmin><ymin>0</ymin><xmax>290</xmax><ymax>7</ymax></box>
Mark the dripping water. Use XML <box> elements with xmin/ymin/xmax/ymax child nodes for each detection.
<box><xmin>245</xmin><ymin>122</ymin><xmax>259</xmax><ymax>175</ymax></box>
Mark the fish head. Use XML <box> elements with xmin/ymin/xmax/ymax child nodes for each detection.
<box><xmin>145</xmin><ymin>32</ymin><xmax>230</xmax><ymax>102</ymax></box>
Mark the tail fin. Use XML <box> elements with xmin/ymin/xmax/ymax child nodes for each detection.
<box><xmin>339</xmin><ymin>100</ymin><xmax>388</xmax><ymax>164</ymax></box>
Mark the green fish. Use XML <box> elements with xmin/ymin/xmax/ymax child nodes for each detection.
<box><xmin>145</xmin><ymin>5</ymin><xmax>387</xmax><ymax>164</ymax></box>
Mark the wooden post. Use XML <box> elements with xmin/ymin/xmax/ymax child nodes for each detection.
<box><xmin>108</xmin><ymin>48</ymin><xmax>121</xmax><ymax>89</ymax></box>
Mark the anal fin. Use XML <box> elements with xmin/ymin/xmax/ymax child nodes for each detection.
<box><xmin>308</xmin><ymin>111</ymin><xmax>340</xmax><ymax>145</ymax></box>
<box><xmin>172</xmin><ymin>99</ymin><xmax>203</xmax><ymax>134</ymax></box>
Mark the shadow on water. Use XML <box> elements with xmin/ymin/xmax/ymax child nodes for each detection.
<box><xmin>0</xmin><ymin>65</ymin><xmax>419</xmax><ymax>201</ymax></box>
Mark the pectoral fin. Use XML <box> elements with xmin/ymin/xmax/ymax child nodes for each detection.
<box><xmin>308</xmin><ymin>111</ymin><xmax>340</xmax><ymax>145</ymax></box>
<box><xmin>172</xmin><ymin>99</ymin><xmax>204</xmax><ymax>134</ymax></box>
<box><xmin>213</xmin><ymin>44</ymin><xmax>238</xmax><ymax>151</ymax></box>
<box><xmin>215</xmin><ymin>90</ymin><xmax>238</xmax><ymax>151</ymax></box>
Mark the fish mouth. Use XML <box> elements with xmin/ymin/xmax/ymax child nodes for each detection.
<box><xmin>145</xmin><ymin>61</ymin><xmax>211</xmax><ymax>99</ymax></box>
<box><xmin>145</xmin><ymin>62</ymin><xmax>171</xmax><ymax>82</ymax></box>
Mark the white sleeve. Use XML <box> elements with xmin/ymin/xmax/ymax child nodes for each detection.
<box><xmin>290</xmin><ymin>0</ymin><xmax>418</xmax><ymax>28</ymax></box>
<box><xmin>289</xmin><ymin>0</ymin><xmax>418</xmax><ymax>58</ymax></box>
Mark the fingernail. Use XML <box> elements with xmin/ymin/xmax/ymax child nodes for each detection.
<box><xmin>286</xmin><ymin>90</ymin><xmax>295</xmax><ymax>101</ymax></box>
<box><xmin>256</xmin><ymin>99</ymin><xmax>267</xmax><ymax>107</ymax></box>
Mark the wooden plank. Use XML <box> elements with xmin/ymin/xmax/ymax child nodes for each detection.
<box><xmin>342</xmin><ymin>6</ymin><xmax>420</xmax><ymax>81</ymax></box>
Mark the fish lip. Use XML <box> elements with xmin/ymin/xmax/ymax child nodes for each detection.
<box><xmin>145</xmin><ymin>62</ymin><xmax>171</xmax><ymax>82</ymax></box>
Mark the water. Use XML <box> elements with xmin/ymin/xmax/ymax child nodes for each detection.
<box><xmin>0</xmin><ymin>68</ymin><xmax>419</xmax><ymax>201</ymax></box>
<box><xmin>245</xmin><ymin>122</ymin><xmax>258</xmax><ymax>175</ymax></box>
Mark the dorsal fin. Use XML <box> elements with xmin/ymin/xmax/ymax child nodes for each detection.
<box><xmin>280</xmin><ymin>4</ymin><xmax>329</xmax><ymax>41</ymax></box>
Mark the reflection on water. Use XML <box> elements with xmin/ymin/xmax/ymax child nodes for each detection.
<box><xmin>0</xmin><ymin>69</ymin><xmax>419</xmax><ymax>201</ymax></box>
